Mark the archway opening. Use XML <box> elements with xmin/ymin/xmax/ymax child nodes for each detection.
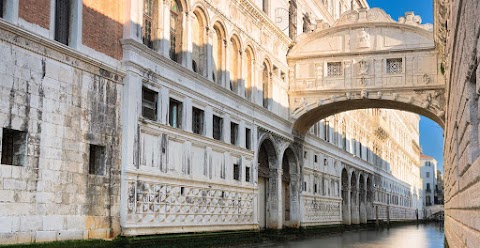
<box><xmin>257</xmin><ymin>139</ymin><xmax>276</xmax><ymax>229</ymax></box>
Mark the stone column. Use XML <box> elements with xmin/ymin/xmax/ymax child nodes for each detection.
<box><xmin>289</xmin><ymin>173</ymin><xmax>301</xmax><ymax>228</ymax></box>
<box><xmin>206</xmin><ymin>28</ymin><xmax>215</xmax><ymax>81</ymax></box>
<box><xmin>182</xmin><ymin>11</ymin><xmax>195</xmax><ymax>69</ymax></box>
<box><xmin>225</xmin><ymin>40</ymin><xmax>232</xmax><ymax>91</ymax></box>
<box><xmin>351</xmin><ymin>187</ymin><xmax>360</xmax><ymax>224</ymax></box>
<box><xmin>160</xmin><ymin>87</ymin><xmax>170</xmax><ymax>125</ymax></box>
<box><xmin>360</xmin><ymin>186</ymin><xmax>367</xmax><ymax>224</ymax></box>
<box><xmin>267</xmin><ymin>168</ymin><xmax>282</xmax><ymax>229</ymax></box>
<box><xmin>205</xmin><ymin>106</ymin><xmax>213</xmax><ymax>138</ymax></box>
<box><xmin>342</xmin><ymin>185</ymin><xmax>351</xmax><ymax>225</ymax></box>
<box><xmin>255</xmin><ymin>61</ymin><xmax>264</xmax><ymax>106</ymax></box>
<box><xmin>184</xmin><ymin>98</ymin><xmax>192</xmax><ymax>132</ymax></box>
<box><xmin>160</xmin><ymin>0</ymin><xmax>172</xmax><ymax>57</ymax></box>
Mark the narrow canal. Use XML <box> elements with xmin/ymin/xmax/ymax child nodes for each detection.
<box><xmin>235</xmin><ymin>223</ymin><xmax>444</xmax><ymax>248</ymax></box>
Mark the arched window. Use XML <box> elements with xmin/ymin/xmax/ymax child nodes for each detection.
<box><xmin>170</xmin><ymin>0</ymin><xmax>183</xmax><ymax>62</ymax></box>
<box><xmin>212</xmin><ymin>23</ymin><xmax>226</xmax><ymax>85</ymax></box>
<box><xmin>244</xmin><ymin>46</ymin><xmax>255</xmax><ymax>100</ymax></box>
<box><xmin>143</xmin><ymin>0</ymin><xmax>155</xmax><ymax>48</ymax></box>
<box><xmin>192</xmin><ymin>9</ymin><xmax>207</xmax><ymax>75</ymax></box>
<box><xmin>229</xmin><ymin>36</ymin><xmax>241</xmax><ymax>93</ymax></box>
<box><xmin>262</xmin><ymin>61</ymin><xmax>270</xmax><ymax>108</ymax></box>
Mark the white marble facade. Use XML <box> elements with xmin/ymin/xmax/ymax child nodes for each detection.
<box><xmin>0</xmin><ymin>0</ymin><xmax>429</xmax><ymax>244</ymax></box>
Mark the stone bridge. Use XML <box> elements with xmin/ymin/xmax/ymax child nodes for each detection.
<box><xmin>288</xmin><ymin>8</ymin><xmax>446</xmax><ymax>134</ymax></box>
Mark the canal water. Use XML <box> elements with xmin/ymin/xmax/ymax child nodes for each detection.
<box><xmin>238</xmin><ymin>223</ymin><xmax>444</xmax><ymax>248</ymax></box>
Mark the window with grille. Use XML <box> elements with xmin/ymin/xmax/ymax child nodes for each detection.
<box><xmin>213</xmin><ymin>115</ymin><xmax>223</xmax><ymax>141</ymax></box>
<box><xmin>89</xmin><ymin>145</ymin><xmax>105</xmax><ymax>175</ymax></box>
<box><xmin>143</xmin><ymin>0</ymin><xmax>153</xmax><ymax>48</ymax></box>
<box><xmin>230</xmin><ymin>122</ymin><xmax>239</xmax><ymax>145</ymax></box>
<box><xmin>245</xmin><ymin>128</ymin><xmax>251</xmax><ymax>150</ymax></box>
<box><xmin>142</xmin><ymin>87</ymin><xmax>157</xmax><ymax>120</ymax></box>
<box><xmin>169</xmin><ymin>98</ymin><xmax>183</xmax><ymax>128</ymax></box>
<box><xmin>245</xmin><ymin>166</ymin><xmax>251</xmax><ymax>182</ymax></box>
<box><xmin>1</xmin><ymin>128</ymin><xmax>27</xmax><ymax>166</ymax></box>
<box><xmin>386</xmin><ymin>58</ymin><xmax>403</xmax><ymax>74</ymax></box>
<box><xmin>233</xmin><ymin>163</ymin><xmax>240</xmax><ymax>181</ymax></box>
<box><xmin>192</xmin><ymin>107</ymin><xmax>204</xmax><ymax>135</ymax></box>
<box><xmin>55</xmin><ymin>0</ymin><xmax>71</xmax><ymax>45</ymax></box>
<box><xmin>327</xmin><ymin>62</ymin><xmax>343</xmax><ymax>77</ymax></box>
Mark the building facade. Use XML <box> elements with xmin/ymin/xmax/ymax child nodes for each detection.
<box><xmin>0</xmin><ymin>0</ymin><xmax>424</xmax><ymax>244</ymax></box>
<box><xmin>420</xmin><ymin>154</ymin><xmax>437</xmax><ymax>206</ymax></box>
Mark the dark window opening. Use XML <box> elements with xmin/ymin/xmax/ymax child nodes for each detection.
<box><xmin>233</xmin><ymin>163</ymin><xmax>240</xmax><ymax>181</ymax></box>
<box><xmin>230</xmin><ymin>122</ymin><xmax>239</xmax><ymax>145</ymax></box>
<box><xmin>169</xmin><ymin>98</ymin><xmax>183</xmax><ymax>128</ymax></box>
<box><xmin>192</xmin><ymin>107</ymin><xmax>204</xmax><ymax>135</ymax></box>
<box><xmin>245</xmin><ymin>167</ymin><xmax>251</xmax><ymax>182</ymax></box>
<box><xmin>89</xmin><ymin>145</ymin><xmax>105</xmax><ymax>175</ymax></box>
<box><xmin>213</xmin><ymin>115</ymin><xmax>223</xmax><ymax>141</ymax></box>
<box><xmin>192</xmin><ymin>60</ymin><xmax>198</xmax><ymax>72</ymax></box>
<box><xmin>1</xmin><ymin>128</ymin><xmax>27</xmax><ymax>166</ymax></box>
<box><xmin>55</xmin><ymin>0</ymin><xmax>71</xmax><ymax>45</ymax></box>
<box><xmin>314</xmin><ymin>183</ymin><xmax>318</xmax><ymax>193</ymax></box>
<box><xmin>314</xmin><ymin>155</ymin><xmax>318</xmax><ymax>163</ymax></box>
<box><xmin>142</xmin><ymin>87</ymin><xmax>157</xmax><ymax>120</ymax></box>
<box><xmin>245</xmin><ymin>128</ymin><xmax>251</xmax><ymax>150</ymax></box>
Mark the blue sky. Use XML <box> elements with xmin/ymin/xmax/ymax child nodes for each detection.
<box><xmin>368</xmin><ymin>0</ymin><xmax>434</xmax><ymax>24</ymax></box>
<box><xmin>367</xmin><ymin>0</ymin><xmax>443</xmax><ymax>172</ymax></box>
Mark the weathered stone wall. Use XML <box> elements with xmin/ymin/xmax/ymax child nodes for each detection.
<box><xmin>443</xmin><ymin>0</ymin><xmax>480</xmax><ymax>247</ymax></box>
<box><xmin>0</xmin><ymin>22</ymin><xmax>123</xmax><ymax>244</ymax></box>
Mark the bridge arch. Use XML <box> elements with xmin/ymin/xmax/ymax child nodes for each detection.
<box><xmin>288</xmin><ymin>8</ymin><xmax>445</xmax><ymax>135</ymax></box>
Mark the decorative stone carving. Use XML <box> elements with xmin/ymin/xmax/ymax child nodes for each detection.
<box><xmin>422</xmin><ymin>74</ymin><xmax>432</xmax><ymax>84</ymax></box>
<box><xmin>358</xmin><ymin>59</ymin><xmax>369</xmax><ymax>75</ymax></box>
<box><xmin>303</xmin><ymin>12</ymin><xmax>317</xmax><ymax>33</ymax></box>
<box><xmin>127</xmin><ymin>180</ymin><xmax>254</xmax><ymax>225</ymax></box>
<box><xmin>356</xmin><ymin>29</ymin><xmax>370</xmax><ymax>49</ymax></box>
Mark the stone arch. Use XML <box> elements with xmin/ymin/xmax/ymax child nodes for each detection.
<box><xmin>341</xmin><ymin>167</ymin><xmax>350</xmax><ymax>224</ymax></box>
<box><xmin>292</xmin><ymin>97</ymin><xmax>445</xmax><ymax>135</ymax></box>
<box><xmin>211</xmin><ymin>21</ymin><xmax>227</xmax><ymax>85</ymax></box>
<box><xmin>350</xmin><ymin>170</ymin><xmax>359</xmax><ymax>224</ymax></box>
<box><xmin>257</xmin><ymin>137</ymin><xmax>278</xmax><ymax>229</ymax></box>
<box><xmin>280</xmin><ymin>147</ymin><xmax>300</xmax><ymax>227</ymax></box>
<box><xmin>191</xmin><ymin>6</ymin><xmax>209</xmax><ymax>76</ymax></box>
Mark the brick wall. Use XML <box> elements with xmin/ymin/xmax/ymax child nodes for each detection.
<box><xmin>444</xmin><ymin>0</ymin><xmax>480</xmax><ymax>247</ymax></box>
<box><xmin>82</xmin><ymin>0</ymin><xmax>123</xmax><ymax>60</ymax></box>
<box><xmin>19</xmin><ymin>0</ymin><xmax>50</xmax><ymax>29</ymax></box>
<box><xmin>0</xmin><ymin>22</ymin><xmax>123</xmax><ymax>244</ymax></box>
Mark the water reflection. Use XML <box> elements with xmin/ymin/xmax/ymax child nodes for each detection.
<box><xmin>239</xmin><ymin>223</ymin><xmax>444</xmax><ymax>248</ymax></box>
